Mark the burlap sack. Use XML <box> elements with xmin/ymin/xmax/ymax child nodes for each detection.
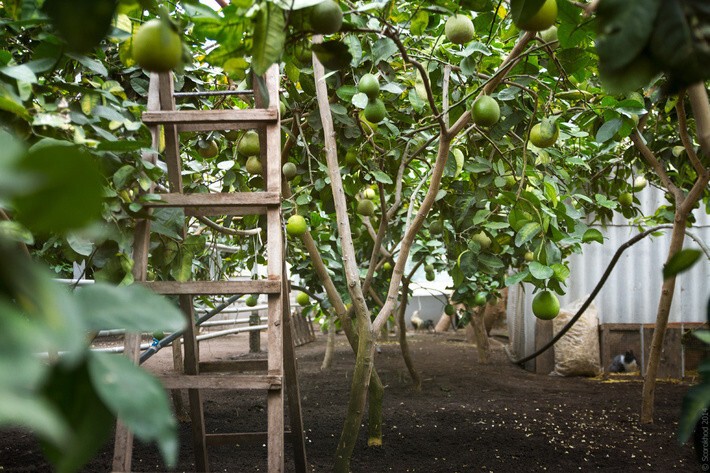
<box><xmin>550</xmin><ymin>297</ymin><xmax>601</xmax><ymax>377</ymax></box>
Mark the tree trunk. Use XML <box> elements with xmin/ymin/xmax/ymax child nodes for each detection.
<box><xmin>321</xmin><ymin>313</ymin><xmax>336</xmax><ymax>371</ymax></box>
<box><xmin>640</xmin><ymin>212</ymin><xmax>687</xmax><ymax>423</ymax></box>
<box><xmin>435</xmin><ymin>314</ymin><xmax>451</xmax><ymax>332</ymax></box>
<box><xmin>396</xmin><ymin>278</ymin><xmax>421</xmax><ymax>390</ymax></box>
<box><xmin>469</xmin><ymin>308</ymin><xmax>490</xmax><ymax>364</ymax></box>
<box><xmin>334</xmin><ymin>320</ymin><xmax>375</xmax><ymax>472</ymax></box>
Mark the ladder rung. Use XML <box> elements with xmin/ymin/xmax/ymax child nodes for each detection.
<box><xmin>199</xmin><ymin>359</ymin><xmax>268</xmax><ymax>373</ymax></box>
<box><xmin>142</xmin><ymin>109</ymin><xmax>278</xmax><ymax>132</ymax></box>
<box><xmin>205</xmin><ymin>431</ymin><xmax>293</xmax><ymax>446</ymax></box>
<box><xmin>157</xmin><ymin>373</ymin><xmax>282</xmax><ymax>390</ymax></box>
<box><xmin>145</xmin><ymin>192</ymin><xmax>279</xmax><ymax>210</ymax></box>
<box><xmin>141</xmin><ymin>279</ymin><xmax>281</xmax><ymax>295</ymax></box>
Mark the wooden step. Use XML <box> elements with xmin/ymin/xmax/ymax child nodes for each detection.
<box><xmin>157</xmin><ymin>373</ymin><xmax>282</xmax><ymax>390</ymax></box>
<box><xmin>141</xmin><ymin>279</ymin><xmax>281</xmax><ymax>295</ymax></box>
<box><xmin>199</xmin><ymin>359</ymin><xmax>268</xmax><ymax>373</ymax></box>
<box><xmin>142</xmin><ymin>109</ymin><xmax>278</xmax><ymax>132</ymax></box>
<box><xmin>144</xmin><ymin>192</ymin><xmax>280</xmax><ymax>216</ymax></box>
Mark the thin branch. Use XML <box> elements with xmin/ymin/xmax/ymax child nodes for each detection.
<box><xmin>688</xmin><ymin>82</ymin><xmax>710</xmax><ymax>157</ymax></box>
<box><xmin>630</xmin><ymin>130</ymin><xmax>683</xmax><ymax>203</ymax></box>
<box><xmin>196</xmin><ymin>216</ymin><xmax>261</xmax><ymax>236</ymax></box>
<box><xmin>362</xmin><ymin>184</ymin><xmax>390</xmax><ymax>295</ymax></box>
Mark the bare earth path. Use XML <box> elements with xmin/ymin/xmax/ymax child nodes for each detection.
<box><xmin>0</xmin><ymin>331</ymin><xmax>697</xmax><ymax>472</ymax></box>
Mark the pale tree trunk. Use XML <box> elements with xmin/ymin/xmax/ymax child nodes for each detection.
<box><xmin>469</xmin><ymin>308</ymin><xmax>490</xmax><ymax>364</ymax></box>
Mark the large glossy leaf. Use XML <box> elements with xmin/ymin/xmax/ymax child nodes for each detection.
<box><xmin>595</xmin><ymin>0</ymin><xmax>661</xmax><ymax>71</ymax></box>
<box><xmin>0</xmin><ymin>392</ymin><xmax>69</xmax><ymax>448</ymax></box>
<box><xmin>13</xmin><ymin>144</ymin><xmax>104</xmax><ymax>235</ymax></box>
<box><xmin>678</xmin><ymin>363</ymin><xmax>710</xmax><ymax>442</ymax></box>
<box><xmin>663</xmin><ymin>249</ymin><xmax>702</xmax><ymax>280</ymax></box>
<box><xmin>43</xmin><ymin>0</ymin><xmax>117</xmax><ymax>53</ymax></box>
<box><xmin>75</xmin><ymin>283</ymin><xmax>187</xmax><ymax>332</ymax></box>
<box><xmin>41</xmin><ymin>360</ymin><xmax>115</xmax><ymax>473</ymax></box>
<box><xmin>252</xmin><ymin>2</ymin><xmax>286</xmax><ymax>76</ymax></box>
<box><xmin>89</xmin><ymin>352</ymin><xmax>178</xmax><ymax>468</ymax></box>
<box><xmin>515</xmin><ymin>221</ymin><xmax>541</xmax><ymax>247</ymax></box>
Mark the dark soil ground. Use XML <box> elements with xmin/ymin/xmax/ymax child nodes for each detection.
<box><xmin>0</xmin><ymin>331</ymin><xmax>699</xmax><ymax>472</ymax></box>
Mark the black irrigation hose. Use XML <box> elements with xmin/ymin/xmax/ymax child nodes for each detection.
<box><xmin>512</xmin><ymin>224</ymin><xmax>673</xmax><ymax>366</ymax></box>
<box><xmin>139</xmin><ymin>293</ymin><xmax>244</xmax><ymax>364</ymax></box>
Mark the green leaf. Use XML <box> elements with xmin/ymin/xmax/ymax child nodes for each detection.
<box><xmin>371</xmin><ymin>37</ymin><xmax>398</xmax><ymax>65</ymax></box>
<box><xmin>515</xmin><ymin>221</ymin><xmax>541</xmax><ymax>247</ymax></box>
<box><xmin>312</xmin><ymin>40</ymin><xmax>353</xmax><ymax>70</ymax></box>
<box><xmin>251</xmin><ymin>3</ymin><xmax>286</xmax><ymax>76</ymax></box>
<box><xmin>372</xmin><ymin>170</ymin><xmax>393</xmax><ymax>184</ymax></box>
<box><xmin>0</xmin><ymin>64</ymin><xmax>38</xmax><ymax>83</ymax></box>
<box><xmin>410</xmin><ymin>10</ymin><xmax>429</xmax><ymax>35</ymax></box>
<box><xmin>0</xmin><ymin>392</ymin><xmax>69</xmax><ymax>448</ymax></box>
<box><xmin>595</xmin><ymin>118</ymin><xmax>622</xmax><ymax>143</ymax></box>
<box><xmin>551</xmin><ymin>263</ymin><xmax>570</xmax><ymax>282</ymax></box>
<box><xmin>663</xmin><ymin>249</ymin><xmax>702</xmax><ymax>280</ymax></box>
<box><xmin>694</xmin><ymin>330</ymin><xmax>710</xmax><ymax>345</ymax></box>
<box><xmin>75</xmin><ymin>283</ymin><xmax>187</xmax><ymax>332</ymax></box>
<box><xmin>529</xmin><ymin>261</ymin><xmax>554</xmax><ymax>280</ymax></box>
<box><xmin>678</xmin><ymin>380</ymin><xmax>710</xmax><ymax>443</ymax></box>
<box><xmin>41</xmin><ymin>360</ymin><xmax>115</xmax><ymax>473</ymax></box>
<box><xmin>13</xmin><ymin>145</ymin><xmax>104</xmax><ymax>235</ymax></box>
<box><xmin>0</xmin><ymin>96</ymin><xmax>30</xmax><ymax>120</ymax></box>
<box><xmin>0</xmin><ymin>220</ymin><xmax>34</xmax><ymax>245</ymax></box>
<box><xmin>272</xmin><ymin>0</ymin><xmax>324</xmax><ymax>9</ymax></box>
<box><xmin>582</xmin><ymin>228</ymin><xmax>604</xmax><ymax>244</ymax></box>
<box><xmin>506</xmin><ymin>269</ymin><xmax>529</xmax><ymax>286</ymax></box>
<box><xmin>595</xmin><ymin>0</ymin><xmax>661</xmax><ymax>72</ymax></box>
<box><xmin>89</xmin><ymin>353</ymin><xmax>178</xmax><ymax>467</ymax></box>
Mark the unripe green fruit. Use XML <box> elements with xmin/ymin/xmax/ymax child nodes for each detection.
<box><xmin>310</xmin><ymin>0</ymin><xmax>343</xmax><ymax>35</ymax></box>
<box><xmin>282</xmin><ymin>162</ymin><xmax>298</xmax><ymax>180</ymax></box>
<box><xmin>245</xmin><ymin>295</ymin><xmax>258</xmax><ymax>307</ymax></box>
<box><xmin>238</xmin><ymin>130</ymin><xmax>260</xmax><ymax>156</ymax></box>
<box><xmin>472</xmin><ymin>95</ymin><xmax>501</xmax><ymax>127</ymax></box>
<box><xmin>246</xmin><ymin>156</ymin><xmax>263</xmax><ymax>175</ymax></box>
<box><xmin>358</xmin><ymin>73</ymin><xmax>380</xmax><ymax>100</ymax></box>
<box><xmin>530</xmin><ymin>122</ymin><xmax>559</xmax><ymax>148</ymax></box>
<box><xmin>425</xmin><ymin>271</ymin><xmax>435</xmax><ymax>281</ymax></box>
<box><xmin>197</xmin><ymin>139</ymin><xmax>219</xmax><ymax>159</ymax></box>
<box><xmin>364</xmin><ymin>99</ymin><xmax>386</xmax><ymax>123</ymax></box>
<box><xmin>132</xmin><ymin>19</ymin><xmax>182</xmax><ymax>72</ymax></box>
<box><xmin>296</xmin><ymin>291</ymin><xmax>310</xmax><ymax>306</ymax></box>
<box><xmin>618</xmin><ymin>192</ymin><xmax>633</xmax><ymax>207</ymax></box>
<box><xmin>286</xmin><ymin>214</ymin><xmax>308</xmax><ymax>236</ymax></box>
<box><xmin>532</xmin><ymin>290</ymin><xmax>560</xmax><ymax>320</ymax></box>
<box><xmin>357</xmin><ymin>199</ymin><xmax>375</xmax><ymax>216</ymax></box>
<box><xmin>444</xmin><ymin>304</ymin><xmax>455</xmax><ymax>316</ymax></box>
<box><xmin>633</xmin><ymin>176</ymin><xmax>647</xmax><ymax>191</ymax></box>
<box><xmin>515</xmin><ymin>0</ymin><xmax>557</xmax><ymax>32</ymax></box>
<box><xmin>445</xmin><ymin>14</ymin><xmax>475</xmax><ymax>44</ymax></box>
<box><xmin>363</xmin><ymin>188</ymin><xmax>377</xmax><ymax>200</ymax></box>
<box><xmin>473</xmin><ymin>292</ymin><xmax>487</xmax><ymax>307</ymax></box>
<box><xmin>472</xmin><ymin>231</ymin><xmax>492</xmax><ymax>249</ymax></box>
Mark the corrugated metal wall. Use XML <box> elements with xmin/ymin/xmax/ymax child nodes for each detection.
<box><xmin>508</xmin><ymin>186</ymin><xmax>710</xmax><ymax>361</ymax></box>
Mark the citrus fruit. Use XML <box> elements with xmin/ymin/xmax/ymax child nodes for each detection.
<box><xmin>310</xmin><ymin>0</ymin><xmax>343</xmax><ymax>35</ymax></box>
<box><xmin>529</xmin><ymin>121</ymin><xmax>559</xmax><ymax>148</ymax></box>
<box><xmin>224</xmin><ymin>130</ymin><xmax>240</xmax><ymax>141</ymax></box>
<box><xmin>539</xmin><ymin>25</ymin><xmax>558</xmax><ymax>49</ymax></box>
<box><xmin>424</xmin><ymin>264</ymin><xmax>434</xmax><ymax>273</ymax></box>
<box><xmin>282</xmin><ymin>162</ymin><xmax>298</xmax><ymax>180</ymax></box>
<box><xmin>363</xmin><ymin>188</ymin><xmax>376</xmax><ymax>200</ymax></box>
<box><xmin>425</xmin><ymin>271</ymin><xmax>435</xmax><ymax>281</ymax></box>
<box><xmin>357</xmin><ymin>199</ymin><xmax>375</xmax><ymax>216</ymax></box>
<box><xmin>296</xmin><ymin>291</ymin><xmax>310</xmax><ymax>306</ymax></box>
<box><xmin>430</xmin><ymin>220</ymin><xmax>444</xmax><ymax>235</ymax></box>
<box><xmin>618</xmin><ymin>192</ymin><xmax>633</xmax><ymax>207</ymax></box>
<box><xmin>132</xmin><ymin>19</ymin><xmax>182</xmax><ymax>72</ymax></box>
<box><xmin>472</xmin><ymin>95</ymin><xmax>501</xmax><ymax>127</ymax></box>
<box><xmin>524</xmin><ymin>251</ymin><xmax>535</xmax><ymax>262</ymax></box>
<box><xmin>238</xmin><ymin>130</ymin><xmax>260</xmax><ymax>156</ymax></box>
<box><xmin>532</xmin><ymin>290</ymin><xmax>560</xmax><ymax>320</ymax></box>
<box><xmin>246</xmin><ymin>156</ymin><xmax>262</xmax><ymax>175</ymax></box>
<box><xmin>514</xmin><ymin>0</ymin><xmax>557</xmax><ymax>32</ymax></box>
<box><xmin>359</xmin><ymin>111</ymin><xmax>379</xmax><ymax>133</ymax></box>
<box><xmin>245</xmin><ymin>295</ymin><xmax>258</xmax><ymax>307</ymax></box>
<box><xmin>152</xmin><ymin>331</ymin><xmax>165</xmax><ymax>341</ymax></box>
<box><xmin>358</xmin><ymin>73</ymin><xmax>380</xmax><ymax>100</ymax></box>
<box><xmin>345</xmin><ymin>147</ymin><xmax>358</xmax><ymax>165</ymax></box>
<box><xmin>383</xmin><ymin>261</ymin><xmax>392</xmax><ymax>271</ymax></box>
<box><xmin>633</xmin><ymin>176</ymin><xmax>647</xmax><ymax>191</ymax></box>
<box><xmin>286</xmin><ymin>214</ymin><xmax>308</xmax><ymax>236</ymax></box>
<box><xmin>197</xmin><ymin>139</ymin><xmax>219</xmax><ymax>159</ymax></box>
<box><xmin>444</xmin><ymin>304</ymin><xmax>455</xmax><ymax>316</ymax></box>
<box><xmin>364</xmin><ymin>99</ymin><xmax>386</xmax><ymax>123</ymax></box>
<box><xmin>445</xmin><ymin>14</ymin><xmax>475</xmax><ymax>44</ymax></box>
<box><xmin>473</xmin><ymin>291</ymin><xmax>487</xmax><ymax>307</ymax></box>
<box><xmin>472</xmin><ymin>231</ymin><xmax>492</xmax><ymax>249</ymax></box>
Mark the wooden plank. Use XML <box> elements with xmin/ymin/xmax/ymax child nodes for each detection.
<box><xmin>141</xmin><ymin>279</ymin><xmax>281</xmax><ymax>295</ymax></box>
<box><xmin>534</xmin><ymin>319</ymin><xmax>555</xmax><ymax>375</ymax></box>
<box><xmin>176</xmin><ymin>121</ymin><xmax>275</xmax><ymax>133</ymax></box>
<box><xmin>145</xmin><ymin>192</ymin><xmax>280</xmax><ymax>208</ymax></box>
<box><xmin>157</xmin><ymin>374</ymin><xmax>282</xmax><ymax>390</ymax></box>
<box><xmin>142</xmin><ymin>108</ymin><xmax>278</xmax><ymax>126</ymax></box>
<box><xmin>199</xmin><ymin>359</ymin><xmax>268</xmax><ymax>373</ymax></box>
<box><xmin>184</xmin><ymin>206</ymin><xmax>269</xmax><ymax>217</ymax></box>
<box><xmin>158</xmin><ymin>73</ymin><xmax>183</xmax><ymax>192</ymax></box>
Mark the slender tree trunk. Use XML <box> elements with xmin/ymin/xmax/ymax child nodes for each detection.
<box><xmin>396</xmin><ymin>278</ymin><xmax>421</xmax><ymax>390</ymax></box>
<box><xmin>641</xmin><ymin>209</ymin><xmax>691</xmax><ymax>423</ymax></box>
<box><xmin>469</xmin><ymin>308</ymin><xmax>490</xmax><ymax>364</ymax></box>
<box><xmin>321</xmin><ymin>313</ymin><xmax>336</xmax><ymax>371</ymax></box>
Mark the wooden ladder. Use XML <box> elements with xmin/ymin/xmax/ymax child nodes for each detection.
<box><xmin>112</xmin><ymin>65</ymin><xmax>307</xmax><ymax>473</ymax></box>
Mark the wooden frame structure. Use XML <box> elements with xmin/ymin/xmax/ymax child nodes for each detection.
<box><xmin>112</xmin><ymin>65</ymin><xmax>306</xmax><ymax>472</ymax></box>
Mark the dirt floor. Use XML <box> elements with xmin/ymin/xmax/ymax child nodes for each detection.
<box><xmin>0</xmin><ymin>329</ymin><xmax>700</xmax><ymax>472</ymax></box>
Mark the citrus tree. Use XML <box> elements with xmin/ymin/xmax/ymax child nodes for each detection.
<box><xmin>1</xmin><ymin>0</ymin><xmax>709</xmax><ymax>471</ymax></box>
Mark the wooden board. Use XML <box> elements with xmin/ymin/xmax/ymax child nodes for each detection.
<box><xmin>142</xmin><ymin>108</ymin><xmax>277</xmax><ymax>127</ymax></box>
<box><xmin>141</xmin><ymin>279</ymin><xmax>281</xmax><ymax>295</ymax></box>
<box><xmin>157</xmin><ymin>374</ymin><xmax>282</xmax><ymax>390</ymax></box>
<box><xmin>145</xmin><ymin>192</ymin><xmax>280</xmax><ymax>208</ymax></box>
<box><xmin>534</xmin><ymin>318</ymin><xmax>555</xmax><ymax>375</ymax></box>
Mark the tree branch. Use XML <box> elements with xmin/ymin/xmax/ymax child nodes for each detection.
<box><xmin>630</xmin><ymin>129</ymin><xmax>683</xmax><ymax>202</ymax></box>
<box><xmin>675</xmin><ymin>91</ymin><xmax>705</xmax><ymax>176</ymax></box>
<box><xmin>196</xmin><ymin>216</ymin><xmax>261</xmax><ymax>236</ymax></box>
